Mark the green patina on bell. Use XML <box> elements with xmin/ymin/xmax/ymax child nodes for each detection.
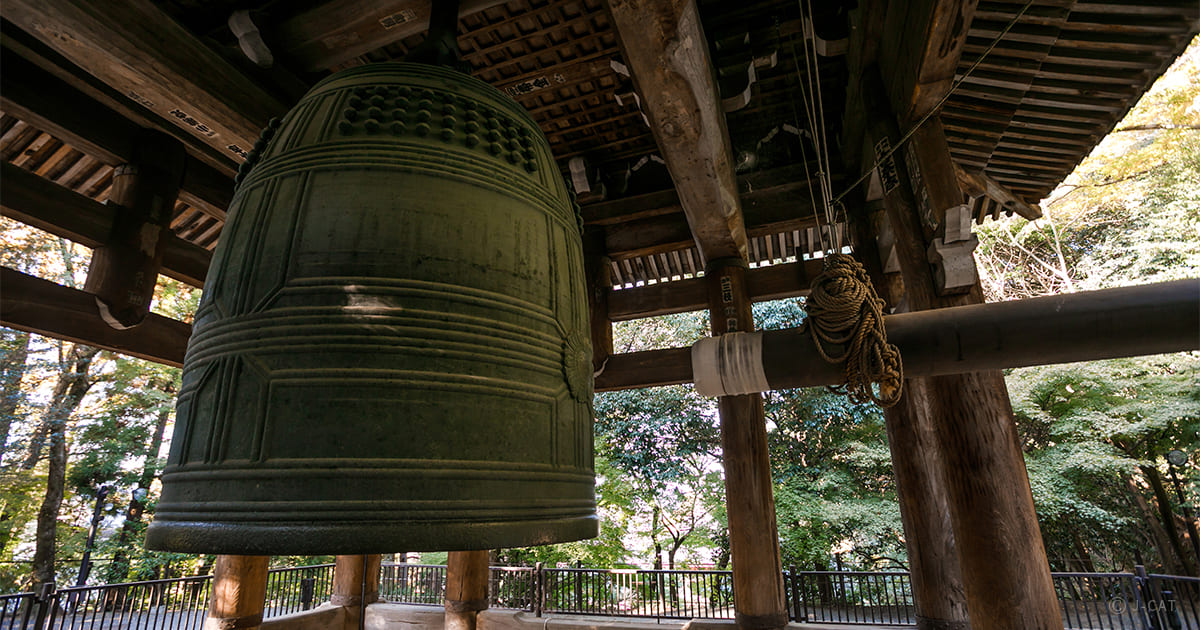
<box><xmin>145</xmin><ymin>62</ymin><xmax>596</xmax><ymax>555</ymax></box>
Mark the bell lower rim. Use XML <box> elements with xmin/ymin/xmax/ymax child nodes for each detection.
<box><xmin>144</xmin><ymin>515</ymin><xmax>599</xmax><ymax>555</ymax></box>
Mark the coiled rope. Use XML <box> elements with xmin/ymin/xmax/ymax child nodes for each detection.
<box><xmin>806</xmin><ymin>253</ymin><xmax>903</xmax><ymax>407</ymax></box>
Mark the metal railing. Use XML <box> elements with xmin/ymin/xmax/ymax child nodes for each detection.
<box><xmin>376</xmin><ymin>564</ymin><xmax>1199</xmax><ymax>628</ymax></box>
<box><xmin>537</xmin><ymin>568</ymin><xmax>733</xmax><ymax>619</ymax></box>
<box><xmin>789</xmin><ymin>570</ymin><xmax>914</xmax><ymax>625</ymax></box>
<box><xmin>4</xmin><ymin>563</ymin><xmax>1198</xmax><ymax>629</ymax></box>
<box><xmin>4</xmin><ymin>563</ymin><xmax>334</xmax><ymax>630</ymax></box>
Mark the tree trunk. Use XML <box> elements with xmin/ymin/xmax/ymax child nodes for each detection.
<box><xmin>0</xmin><ymin>331</ymin><xmax>32</xmax><ymax>552</ymax></box>
<box><xmin>28</xmin><ymin>344</ymin><xmax>100</xmax><ymax>589</ymax></box>
<box><xmin>0</xmin><ymin>330</ymin><xmax>30</xmax><ymax>453</ymax></box>
<box><xmin>1125</xmin><ymin>474</ymin><xmax>1186</xmax><ymax>574</ymax></box>
<box><xmin>105</xmin><ymin>404</ymin><xmax>170</xmax><ymax>583</ymax></box>
<box><xmin>1141</xmin><ymin>465</ymin><xmax>1198</xmax><ymax>576</ymax></box>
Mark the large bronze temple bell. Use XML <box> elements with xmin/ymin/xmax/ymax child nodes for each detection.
<box><xmin>145</xmin><ymin>62</ymin><xmax>597</xmax><ymax>555</ymax></box>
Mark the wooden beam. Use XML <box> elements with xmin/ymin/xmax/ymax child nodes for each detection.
<box><xmin>954</xmin><ymin>163</ymin><xmax>1043</xmax><ymax>220</ymax></box>
<box><xmin>0</xmin><ymin>20</ymin><xmax>240</xmax><ymax>179</ymax></box>
<box><xmin>594</xmin><ymin>347</ymin><xmax>692</xmax><ymax>392</ymax></box>
<box><xmin>4</xmin><ymin>0</ymin><xmax>289</xmax><ymax>167</ymax></box>
<box><xmin>0</xmin><ymin>267</ymin><xmax>191</xmax><ymax>367</ymax></box>
<box><xmin>0</xmin><ymin>51</ymin><xmax>234</xmax><ymax>219</ymax></box>
<box><xmin>1</xmin><ymin>162</ymin><xmax>210</xmax><ymax>287</ymax></box>
<box><xmin>604</xmin><ymin>182</ymin><xmax>822</xmax><ymax>261</ymax></box>
<box><xmin>274</xmin><ymin>0</ymin><xmax>510</xmax><ymax>73</ymax></box>
<box><xmin>606</xmin><ymin>259</ymin><xmax>822</xmax><ymax>321</ymax></box>
<box><xmin>607</xmin><ymin>0</ymin><xmax>748</xmax><ymax>264</ymax></box>
<box><xmin>880</xmin><ymin>0</ymin><xmax>981</xmax><ymax>123</ymax></box>
<box><xmin>83</xmin><ymin>129</ymin><xmax>187</xmax><ymax>329</ymax></box>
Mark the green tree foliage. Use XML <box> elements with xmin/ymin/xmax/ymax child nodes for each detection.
<box><xmin>756</xmin><ymin>300</ymin><xmax>905</xmax><ymax>570</ymax></box>
<box><xmin>0</xmin><ymin>216</ymin><xmax>205</xmax><ymax>589</ymax></box>
<box><xmin>1008</xmin><ymin>357</ymin><xmax>1200</xmax><ymax>573</ymax></box>
<box><xmin>973</xmin><ymin>37</ymin><xmax>1200</xmax><ymax>574</ymax></box>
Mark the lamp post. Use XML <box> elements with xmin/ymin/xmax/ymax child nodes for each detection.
<box><xmin>75</xmin><ymin>485</ymin><xmax>111</xmax><ymax>587</ymax></box>
<box><xmin>1165</xmin><ymin>449</ymin><xmax>1200</xmax><ymax>572</ymax></box>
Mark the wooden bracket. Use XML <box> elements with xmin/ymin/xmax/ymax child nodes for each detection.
<box><xmin>83</xmin><ymin>129</ymin><xmax>187</xmax><ymax>328</ymax></box>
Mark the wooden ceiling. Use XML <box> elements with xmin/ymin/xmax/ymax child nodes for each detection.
<box><xmin>1</xmin><ymin>0</ymin><xmax>1196</xmax><ymax>298</ymax></box>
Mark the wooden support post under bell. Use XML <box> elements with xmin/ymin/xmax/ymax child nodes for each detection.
<box><xmin>445</xmin><ymin>550</ymin><xmax>490</xmax><ymax>630</ymax></box>
<box><xmin>332</xmin><ymin>554</ymin><xmax>381</xmax><ymax>626</ymax></box>
<box><xmin>863</xmin><ymin>66</ymin><xmax>1062</xmax><ymax>629</ymax></box>
<box><xmin>705</xmin><ymin>258</ymin><xmax>787</xmax><ymax>630</ymax></box>
<box><xmin>205</xmin><ymin>555</ymin><xmax>268</xmax><ymax>630</ymax></box>
<box><xmin>83</xmin><ymin>128</ymin><xmax>186</xmax><ymax>329</ymax></box>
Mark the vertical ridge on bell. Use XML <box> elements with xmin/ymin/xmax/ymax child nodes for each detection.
<box><xmin>146</xmin><ymin>60</ymin><xmax>596</xmax><ymax>555</ymax></box>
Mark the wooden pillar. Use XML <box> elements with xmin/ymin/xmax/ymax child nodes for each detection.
<box><xmin>83</xmin><ymin>128</ymin><xmax>186</xmax><ymax>329</ymax></box>
<box><xmin>445</xmin><ymin>550</ymin><xmax>489</xmax><ymax>630</ymax></box>
<box><xmin>583</xmin><ymin>226</ymin><xmax>613</xmax><ymax>372</ymax></box>
<box><xmin>849</xmin><ymin>192</ymin><xmax>969</xmax><ymax>629</ymax></box>
<box><xmin>864</xmin><ymin>66</ymin><xmax>1062</xmax><ymax>629</ymax></box>
<box><xmin>884</xmin><ymin>382</ymin><xmax>969</xmax><ymax>629</ymax></box>
<box><xmin>332</xmin><ymin>554</ymin><xmax>381</xmax><ymax>627</ymax></box>
<box><xmin>205</xmin><ymin>555</ymin><xmax>268</xmax><ymax>630</ymax></box>
<box><xmin>705</xmin><ymin>258</ymin><xmax>787</xmax><ymax>630</ymax></box>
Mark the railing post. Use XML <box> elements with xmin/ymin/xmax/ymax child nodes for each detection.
<box><xmin>32</xmin><ymin>582</ymin><xmax>54</xmax><ymax>630</ymax></box>
<box><xmin>300</xmin><ymin>577</ymin><xmax>315</xmax><ymax>610</ymax></box>
<box><xmin>789</xmin><ymin>566</ymin><xmax>801</xmax><ymax>623</ymax></box>
<box><xmin>1134</xmin><ymin>565</ymin><xmax>1158</xmax><ymax>630</ymax></box>
<box><xmin>534</xmin><ymin>562</ymin><xmax>544</xmax><ymax>617</ymax></box>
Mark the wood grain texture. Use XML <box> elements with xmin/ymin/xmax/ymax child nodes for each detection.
<box><xmin>927</xmin><ymin>371</ymin><xmax>1061</xmax><ymax>629</ymax></box>
<box><xmin>864</xmin><ymin>64</ymin><xmax>1063</xmax><ymax>628</ymax></box>
<box><xmin>83</xmin><ymin>130</ymin><xmax>186</xmax><ymax>328</ymax></box>
<box><xmin>0</xmin><ymin>52</ymin><xmax>234</xmax><ymax>219</ymax></box>
<box><xmin>206</xmin><ymin>555</ymin><xmax>269</xmax><ymax>630</ymax></box>
<box><xmin>880</xmin><ymin>0</ymin><xmax>980</xmax><ymax>123</ymax></box>
<box><xmin>445</xmin><ymin>550</ymin><xmax>490</xmax><ymax>630</ymax></box>
<box><xmin>4</xmin><ymin>0</ymin><xmax>288</xmax><ymax>167</ymax></box>
<box><xmin>0</xmin><ymin>162</ymin><xmax>210</xmax><ymax>287</ymax></box>
<box><xmin>883</xmin><ymin>380</ymin><xmax>969</xmax><ymax>629</ymax></box>
<box><xmin>606</xmin><ymin>0</ymin><xmax>747</xmax><ymax>264</ymax></box>
<box><xmin>705</xmin><ymin>261</ymin><xmax>787</xmax><ymax>630</ymax></box>
<box><xmin>0</xmin><ymin>267</ymin><xmax>191</xmax><ymax>367</ymax></box>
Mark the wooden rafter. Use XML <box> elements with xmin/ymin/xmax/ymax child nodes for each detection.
<box><xmin>606</xmin><ymin>258</ymin><xmax>823</xmax><ymax>320</ymax></box>
<box><xmin>606</xmin><ymin>0</ymin><xmax>748</xmax><ymax>264</ymax></box>
<box><xmin>954</xmin><ymin>163</ymin><xmax>1042</xmax><ymax>221</ymax></box>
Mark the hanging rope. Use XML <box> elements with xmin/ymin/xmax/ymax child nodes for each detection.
<box><xmin>806</xmin><ymin>253</ymin><xmax>903</xmax><ymax>407</ymax></box>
